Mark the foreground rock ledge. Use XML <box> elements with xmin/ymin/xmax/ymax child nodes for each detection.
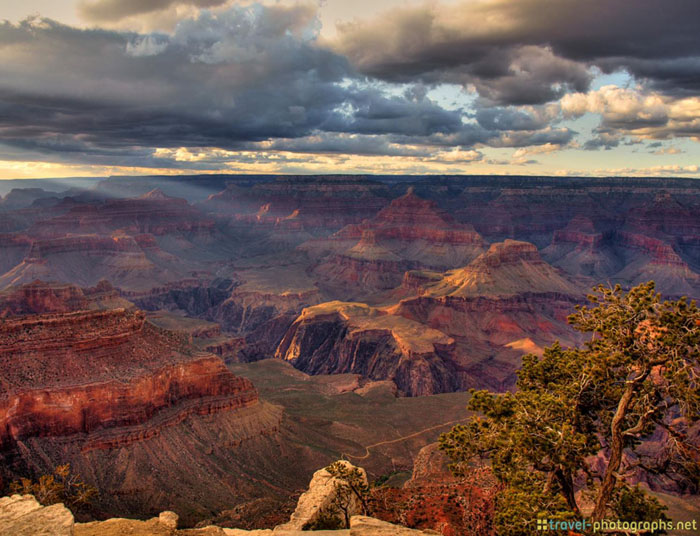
<box><xmin>0</xmin><ymin>495</ymin><xmax>437</xmax><ymax>535</ymax></box>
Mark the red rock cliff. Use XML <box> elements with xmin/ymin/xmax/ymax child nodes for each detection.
<box><xmin>0</xmin><ymin>308</ymin><xmax>257</xmax><ymax>450</ymax></box>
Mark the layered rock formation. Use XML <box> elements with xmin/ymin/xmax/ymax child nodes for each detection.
<box><xmin>203</xmin><ymin>176</ymin><xmax>389</xmax><ymax>235</ymax></box>
<box><xmin>0</xmin><ymin>495</ymin><xmax>74</xmax><ymax>536</ymax></box>
<box><xmin>307</xmin><ymin>191</ymin><xmax>485</xmax><ymax>297</ymax></box>
<box><xmin>544</xmin><ymin>210</ymin><xmax>700</xmax><ymax>298</ymax></box>
<box><xmin>0</xmin><ymin>308</ymin><xmax>257</xmax><ymax>450</ymax></box>
<box><xmin>35</xmin><ymin>190</ymin><xmax>215</xmax><ymax>238</ymax></box>
<box><xmin>276</xmin><ymin>302</ymin><xmax>457</xmax><ymax>396</ymax></box>
<box><xmin>0</xmin><ymin>280</ymin><xmax>90</xmax><ymax>317</ymax></box>
<box><xmin>0</xmin><ymin>294</ymin><xmax>301</xmax><ymax>523</ymax></box>
<box><xmin>541</xmin><ymin>216</ymin><xmax>621</xmax><ymax>280</ymax></box>
<box><xmin>276</xmin><ymin>241</ymin><xmax>584</xmax><ymax>394</ymax></box>
<box><xmin>388</xmin><ymin>240</ymin><xmax>584</xmax><ymax>391</ymax></box>
<box><xmin>0</xmin><ymin>233</ymin><xmax>183</xmax><ymax>291</ymax></box>
<box><xmin>613</xmin><ymin>231</ymin><xmax>700</xmax><ymax>296</ymax></box>
<box><xmin>425</xmin><ymin>239</ymin><xmax>581</xmax><ymax>298</ymax></box>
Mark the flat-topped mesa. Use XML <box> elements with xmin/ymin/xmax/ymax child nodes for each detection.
<box><xmin>346</xmin><ymin>229</ymin><xmax>402</xmax><ymax>261</ymax></box>
<box><xmin>275</xmin><ymin>301</ymin><xmax>458</xmax><ymax>396</ymax></box>
<box><xmin>0</xmin><ymin>307</ymin><xmax>258</xmax><ymax>450</ymax></box>
<box><xmin>473</xmin><ymin>239</ymin><xmax>541</xmax><ymax>266</ymax></box>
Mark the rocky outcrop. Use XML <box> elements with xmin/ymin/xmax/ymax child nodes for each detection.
<box><xmin>0</xmin><ymin>281</ymin><xmax>90</xmax><ymax>317</ymax></box>
<box><xmin>0</xmin><ymin>302</ymin><xmax>315</xmax><ymax>524</ymax></box>
<box><xmin>384</xmin><ymin>241</ymin><xmax>585</xmax><ymax>391</ymax></box>
<box><xmin>276</xmin><ymin>242</ymin><xmax>584</xmax><ymax>395</ymax></box>
<box><xmin>0</xmin><ymin>494</ymin><xmax>437</xmax><ymax>535</ymax></box>
<box><xmin>0</xmin><ymin>495</ymin><xmax>74</xmax><ymax>536</ymax></box>
<box><xmin>0</xmin><ymin>232</ymin><xmax>185</xmax><ymax>291</ymax></box>
<box><xmin>277</xmin><ymin>461</ymin><xmax>368</xmax><ymax>530</ymax></box>
<box><xmin>205</xmin><ymin>337</ymin><xmax>247</xmax><ymax>361</ymax></box>
<box><xmin>214</xmin><ymin>288</ymin><xmax>322</xmax><ymax>335</ymax></box>
<box><xmin>276</xmin><ymin>302</ymin><xmax>457</xmax><ymax>396</ymax></box>
<box><xmin>130</xmin><ymin>279</ymin><xmax>236</xmax><ymax>316</ymax></box>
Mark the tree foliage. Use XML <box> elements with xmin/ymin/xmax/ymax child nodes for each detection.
<box><xmin>9</xmin><ymin>464</ymin><xmax>97</xmax><ymax>511</ymax></box>
<box><xmin>440</xmin><ymin>282</ymin><xmax>699</xmax><ymax>535</ymax></box>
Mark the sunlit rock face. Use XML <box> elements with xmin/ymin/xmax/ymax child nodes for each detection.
<box><xmin>280</xmin><ymin>240</ymin><xmax>585</xmax><ymax>395</ymax></box>
<box><xmin>276</xmin><ymin>301</ymin><xmax>458</xmax><ymax>396</ymax></box>
<box><xmin>0</xmin><ymin>289</ymin><xmax>288</xmax><ymax>524</ymax></box>
<box><xmin>0</xmin><ymin>307</ymin><xmax>258</xmax><ymax>449</ymax></box>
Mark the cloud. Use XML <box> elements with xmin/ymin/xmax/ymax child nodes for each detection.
<box><xmin>0</xmin><ymin>8</ymin><xmax>461</xmax><ymax>156</ymax></box>
<box><xmin>78</xmin><ymin>0</ymin><xmax>229</xmax><ymax>24</ymax></box>
<box><xmin>331</xmin><ymin>0</ymin><xmax>700</xmax><ymax>104</ymax></box>
<box><xmin>651</xmin><ymin>146</ymin><xmax>683</xmax><ymax>155</ymax></box>
<box><xmin>1</xmin><ymin>2</ymin><xmax>694</xmax><ymax>173</ymax></box>
<box><xmin>476</xmin><ymin>104</ymin><xmax>558</xmax><ymax>131</ymax></box>
<box><xmin>0</xmin><ymin>6</ymin><xmax>585</xmax><ymax>171</ymax></box>
<box><xmin>511</xmin><ymin>143</ymin><xmax>561</xmax><ymax>159</ymax></box>
<box><xmin>561</xmin><ymin>85</ymin><xmax>700</xmax><ymax>141</ymax></box>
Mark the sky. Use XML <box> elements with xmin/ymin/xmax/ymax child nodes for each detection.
<box><xmin>0</xmin><ymin>0</ymin><xmax>698</xmax><ymax>179</ymax></box>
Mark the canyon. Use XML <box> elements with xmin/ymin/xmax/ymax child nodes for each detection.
<box><xmin>0</xmin><ymin>174</ymin><xmax>698</xmax><ymax>531</ymax></box>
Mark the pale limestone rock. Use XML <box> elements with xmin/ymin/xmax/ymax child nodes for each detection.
<box><xmin>0</xmin><ymin>494</ymin><xmax>74</xmax><ymax>535</ymax></box>
<box><xmin>276</xmin><ymin>461</ymin><xmax>368</xmax><ymax>531</ymax></box>
<box><xmin>160</xmin><ymin>511</ymin><xmax>180</xmax><ymax>529</ymax></box>
<box><xmin>350</xmin><ymin>516</ymin><xmax>438</xmax><ymax>535</ymax></box>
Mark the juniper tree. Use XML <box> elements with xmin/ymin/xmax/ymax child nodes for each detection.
<box><xmin>440</xmin><ymin>282</ymin><xmax>700</xmax><ymax>535</ymax></box>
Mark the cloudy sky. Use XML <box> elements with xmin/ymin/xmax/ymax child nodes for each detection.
<box><xmin>0</xmin><ymin>0</ymin><xmax>698</xmax><ymax>179</ymax></box>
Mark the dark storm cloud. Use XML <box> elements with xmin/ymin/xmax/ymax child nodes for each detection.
<box><xmin>0</xmin><ymin>7</ymin><xmax>475</xmax><ymax>165</ymax></box>
<box><xmin>78</xmin><ymin>0</ymin><xmax>229</xmax><ymax>22</ymax></box>
<box><xmin>332</xmin><ymin>0</ymin><xmax>700</xmax><ymax>104</ymax></box>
